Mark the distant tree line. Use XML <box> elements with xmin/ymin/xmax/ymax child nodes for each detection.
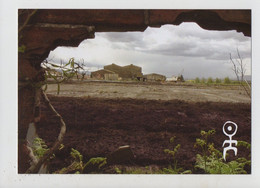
<box><xmin>194</xmin><ymin>77</ymin><xmax>234</xmax><ymax>84</ymax></box>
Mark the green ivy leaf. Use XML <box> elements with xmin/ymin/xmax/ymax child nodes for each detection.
<box><xmin>18</xmin><ymin>45</ymin><xmax>26</xmax><ymax>53</ymax></box>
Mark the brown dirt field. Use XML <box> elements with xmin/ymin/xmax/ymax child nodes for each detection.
<box><xmin>37</xmin><ymin>82</ymin><xmax>251</xmax><ymax>174</ymax></box>
<box><xmin>45</xmin><ymin>81</ymin><xmax>251</xmax><ymax>103</ymax></box>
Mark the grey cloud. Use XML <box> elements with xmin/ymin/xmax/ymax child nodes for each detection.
<box><xmin>102</xmin><ymin>32</ymin><xmax>141</xmax><ymax>43</ymax></box>
<box><xmin>137</xmin><ymin>38</ymin><xmax>250</xmax><ymax>61</ymax></box>
<box><xmin>50</xmin><ymin>22</ymin><xmax>251</xmax><ymax>79</ymax></box>
<box><xmin>99</xmin><ymin>24</ymin><xmax>251</xmax><ymax>62</ymax></box>
<box><xmin>135</xmin><ymin>54</ymin><xmax>235</xmax><ymax>79</ymax></box>
<box><xmin>99</xmin><ymin>32</ymin><xmax>149</xmax><ymax>50</ymax></box>
<box><xmin>138</xmin><ymin>41</ymin><xmax>214</xmax><ymax>60</ymax></box>
<box><xmin>139</xmin><ymin>42</ymin><xmax>196</xmax><ymax>57</ymax></box>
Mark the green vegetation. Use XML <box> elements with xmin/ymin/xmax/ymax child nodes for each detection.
<box><xmin>207</xmin><ymin>77</ymin><xmax>213</xmax><ymax>84</ymax></box>
<box><xmin>55</xmin><ymin>148</ymin><xmax>107</xmax><ymax>174</ymax></box>
<box><xmin>113</xmin><ymin>130</ymin><xmax>250</xmax><ymax>174</ymax></box>
<box><xmin>194</xmin><ymin>130</ymin><xmax>216</xmax><ymax>172</ymax></box>
<box><xmin>238</xmin><ymin>140</ymin><xmax>251</xmax><ymax>150</ymax></box>
<box><xmin>224</xmin><ymin>77</ymin><xmax>231</xmax><ymax>84</ymax></box>
<box><xmin>114</xmin><ymin>167</ymin><xmax>122</xmax><ymax>174</ymax></box>
<box><xmin>83</xmin><ymin>157</ymin><xmax>107</xmax><ymax>173</ymax></box>
<box><xmin>162</xmin><ymin>136</ymin><xmax>191</xmax><ymax>174</ymax></box>
<box><xmin>201</xmin><ymin>77</ymin><xmax>206</xmax><ymax>84</ymax></box>
<box><xmin>194</xmin><ymin>130</ymin><xmax>251</xmax><ymax>174</ymax></box>
<box><xmin>215</xmin><ymin>78</ymin><xmax>222</xmax><ymax>84</ymax></box>
<box><xmin>187</xmin><ymin>76</ymin><xmax>251</xmax><ymax>86</ymax></box>
<box><xmin>125</xmin><ymin>167</ymin><xmax>151</xmax><ymax>174</ymax></box>
<box><xmin>18</xmin><ymin>45</ymin><xmax>26</xmax><ymax>53</ymax></box>
<box><xmin>195</xmin><ymin>77</ymin><xmax>200</xmax><ymax>83</ymax></box>
<box><xmin>32</xmin><ymin>131</ymin><xmax>250</xmax><ymax>174</ymax></box>
<box><xmin>114</xmin><ymin>166</ymin><xmax>160</xmax><ymax>174</ymax></box>
<box><xmin>195</xmin><ymin>150</ymin><xmax>249</xmax><ymax>174</ymax></box>
<box><xmin>32</xmin><ymin>137</ymin><xmax>51</xmax><ymax>159</ymax></box>
<box><xmin>55</xmin><ymin>148</ymin><xmax>84</xmax><ymax>174</ymax></box>
<box><xmin>43</xmin><ymin>58</ymin><xmax>83</xmax><ymax>94</ymax></box>
<box><xmin>31</xmin><ymin>137</ymin><xmax>107</xmax><ymax>174</ymax></box>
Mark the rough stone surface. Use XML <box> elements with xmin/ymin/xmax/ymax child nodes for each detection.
<box><xmin>107</xmin><ymin>145</ymin><xmax>134</xmax><ymax>164</ymax></box>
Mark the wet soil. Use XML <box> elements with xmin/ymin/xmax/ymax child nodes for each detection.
<box><xmin>38</xmin><ymin>95</ymin><xmax>251</xmax><ymax>174</ymax></box>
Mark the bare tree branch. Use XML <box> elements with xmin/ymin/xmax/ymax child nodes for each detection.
<box><xmin>230</xmin><ymin>50</ymin><xmax>251</xmax><ymax>98</ymax></box>
<box><xmin>236</xmin><ymin>48</ymin><xmax>245</xmax><ymax>81</ymax></box>
<box><xmin>230</xmin><ymin>53</ymin><xmax>240</xmax><ymax>82</ymax></box>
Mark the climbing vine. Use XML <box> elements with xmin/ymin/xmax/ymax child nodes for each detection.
<box><xmin>24</xmin><ymin>58</ymin><xmax>86</xmax><ymax>173</ymax></box>
<box><xmin>18</xmin><ymin>10</ymin><xmax>85</xmax><ymax>173</ymax></box>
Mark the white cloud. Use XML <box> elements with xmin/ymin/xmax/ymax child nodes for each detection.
<box><xmin>47</xmin><ymin>22</ymin><xmax>251</xmax><ymax>79</ymax></box>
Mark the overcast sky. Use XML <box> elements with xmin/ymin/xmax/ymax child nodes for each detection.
<box><xmin>47</xmin><ymin>22</ymin><xmax>251</xmax><ymax>79</ymax></box>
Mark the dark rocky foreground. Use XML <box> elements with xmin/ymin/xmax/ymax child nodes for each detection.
<box><xmin>37</xmin><ymin>95</ymin><xmax>251</xmax><ymax>174</ymax></box>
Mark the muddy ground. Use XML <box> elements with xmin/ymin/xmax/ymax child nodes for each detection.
<box><xmin>38</xmin><ymin>81</ymin><xmax>251</xmax><ymax>173</ymax></box>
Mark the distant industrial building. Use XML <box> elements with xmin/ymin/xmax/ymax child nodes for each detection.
<box><xmin>104</xmin><ymin>73</ymin><xmax>119</xmax><ymax>80</ymax></box>
<box><xmin>91</xmin><ymin>63</ymin><xmax>171</xmax><ymax>82</ymax></box>
<box><xmin>144</xmin><ymin>73</ymin><xmax>166</xmax><ymax>82</ymax></box>
<box><xmin>104</xmin><ymin>63</ymin><xmax>143</xmax><ymax>81</ymax></box>
<box><xmin>91</xmin><ymin>63</ymin><xmax>144</xmax><ymax>81</ymax></box>
<box><xmin>91</xmin><ymin>69</ymin><xmax>117</xmax><ymax>80</ymax></box>
<box><xmin>166</xmin><ymin>75</ymin><xmax>185</xmax><ymax>82</ymax></box>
